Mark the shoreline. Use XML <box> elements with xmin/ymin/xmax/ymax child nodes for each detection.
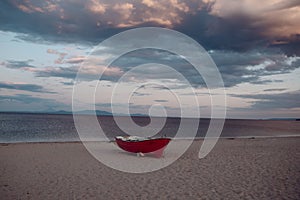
<box><xmin>1</xmin><ymin>134</ymin><xmax>300</xmax><ymax>145</ymax></box>
<box><xmin>2</xmin><ymin>111</ymin><xmax>300</xmax><ymax>121</ymax></box>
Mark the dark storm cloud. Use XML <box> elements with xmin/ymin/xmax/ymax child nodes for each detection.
<box><xmin>230</xmin><ymin>90</ymin><xmax>300</xmax><ymax>109</ymax></box>
<box><xmin>270</xmin><ymin>35</ymin><xmax>300</xmax><ymax>57</ymax></box>
<box><xmin>175</xmin><ymin>9</ymin><xmax>300</xmax><ymax>56</ymax></box>
<box><xmin>0</xmin><ymin>0</ymin><xmax>174</xmax><ymax>44</ymax></box>
<box><xmin>0</xmin><ymin>0</ymin><xmax>299</xmax><ymax>56</ymax></box>
<box><xmin>0</xmin><ymin>0</ymin><xmax>118</xmax><ymax>44</ymax></box>
<box><xmin>0</xmin><ymin>81</ymin><xmax>55</xmax><ymax>93</ymax></box>
<box><xmin>176</xmin><ymin>9</ymin><xmax>262</xmax><ymax>52</ymax></box>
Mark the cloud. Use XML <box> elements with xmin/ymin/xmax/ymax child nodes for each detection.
<box><xmin>211</xmin><ymin>49</ymin><xmax>300</xmax><ymax>87</ymax></box>
<box><xmin>154</xmin><ymin>99</ymin><xmax>168</xmax><ymax>102</ymax></box>
<box><xmin>0</xmin><ymin>0</ymin><xmax>192</xmax><ymax>43</ymax></box>
<box><xmin>175</xmin><ymin>1</ymin><xmax>300</xmax><ymax>55</ymax></box>
<box><xmin>1</xmin><ymin>58</ymin><xmax>123</xmax><ymax>81</ymax></box>
<box><xmin>263</xmin><ymin>88</ymin><xmax>286</xmax><ymax>92</ymax></box>
<box><xmin>1</xmin><ymin>63</ymin><xmax>79</xmax><ymax>80</ymax></box>
<box><xmin>2</xmin><ymin>47</ymin><xmax>300</xmax><ymax>89</ymax></box>
<box><xmin>87</xmin><ymin>0</ymin><xmax>106</xmax><ymax>14</ymax></box>
<box><xmin>11</xmin><ymin>0</ymin><xmax>60</xmax><ymax>13</ymax></box>
<box><xmin>133</xmin><ymin>91</ymin><xmax>150</xmax><ymax>96</ymax></box>
<box><xmin>34</xmin><ymin>64</ymin><xmax>123</xmax><ymax>81</ymax></box>
<box><xmin>1</xmin><ymin>60</ymin><xmax>36</xmax><ymax>69</ymax></box>
<box><xmin>0</xmin><ymin>81</ymin><xmax>55</xmax><ymax>93</ymax></box>
<box><xmin>1</xmin><ymin>0</ymin><xmax>299</xmax><ymax>56</ymax></box>
<box><xmin>65</xmin><ymin>56</ymin><xmax>85</xmax><ymax>64</ymax></box>
<box><xmin>230</xmin><ymin>90</ymin><xmax>300</xmax><ymax>109</ymax></box>
<box><xmin>60</xmin><ymin>81</ymin><xmax>74</xmax><ymax>86</ymax></box>
<box><xmin>34</xmin><ymin>66</ymin><xmax>79</xmax><ymax>79</ymax></box>
<box><xmin>206</xmin><ymin>0</ymin><xmax>300</xmax><ymax>39</ymax></box>
<box><xmin>46</xmin><ymin>49</ymin><xmax>67</xmax><ymax>64</ymax></box>
<box><xmin>102</xmin><ymin>49</ymin><xmax>300</xmax><ymax>87</ymax></box>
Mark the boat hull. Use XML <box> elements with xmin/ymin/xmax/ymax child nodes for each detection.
<box><xmin>115</xmin><ymin>137</ymin><xmax>171</xmax><ymax>153</ymax></box>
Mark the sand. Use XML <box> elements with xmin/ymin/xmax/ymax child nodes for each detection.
<box><xmin>1</xmin><ymin>138</ymin><xmax>299</xmax><ymax>199</ymax></box>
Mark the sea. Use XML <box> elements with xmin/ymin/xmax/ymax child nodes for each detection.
<box><xmin>0</xmin><ymin>112</ymin><xmax>299</xmax><ymax>143</ymax></box>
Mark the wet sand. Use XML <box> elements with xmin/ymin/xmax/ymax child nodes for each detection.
<box><xmin>1</xmin><ymin>137</ymin><xmax>299</xmax><ymax>199</ymax></box>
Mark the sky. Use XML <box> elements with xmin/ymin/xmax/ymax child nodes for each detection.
<box><xmin>0</xmin><ymin>0</ymin><xmax>299</xmax><ymax>119</ymax></box>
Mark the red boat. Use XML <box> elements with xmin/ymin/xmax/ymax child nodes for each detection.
<box><xmin>115</xmin><ymin>136</ymin><xmax>171</xmax><ymax>157</ymax></box>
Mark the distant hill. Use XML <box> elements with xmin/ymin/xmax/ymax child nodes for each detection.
<box><xmin>53</xmin><ymin>110</ymin><xmax>72</xmax><ymax>115</ymax></box>
<box><xmin>0</xmin><ymin>110</ymin><xmax>148</xmax><ymax>117</ymax></box>
<box><xmin>0</xmin><ymin>109</ymin><xmax>147</xmax><ymax>117</ymax></box>
<box><xmin>75</xmin><ymin>110</ymin><xmax>112</xmax><ymax>116</ymax></box>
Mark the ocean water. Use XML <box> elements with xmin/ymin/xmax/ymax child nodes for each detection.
<box><xmin>0</xmin><ymin>113</ymin><xmax>299</xmax><ymax>143</ymax></box>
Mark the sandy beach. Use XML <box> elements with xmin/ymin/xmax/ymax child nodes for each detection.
<box><xmin>1</xmin><ymin>137</ymin><xmax>299</xmax><ymax>199</ymax></box>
